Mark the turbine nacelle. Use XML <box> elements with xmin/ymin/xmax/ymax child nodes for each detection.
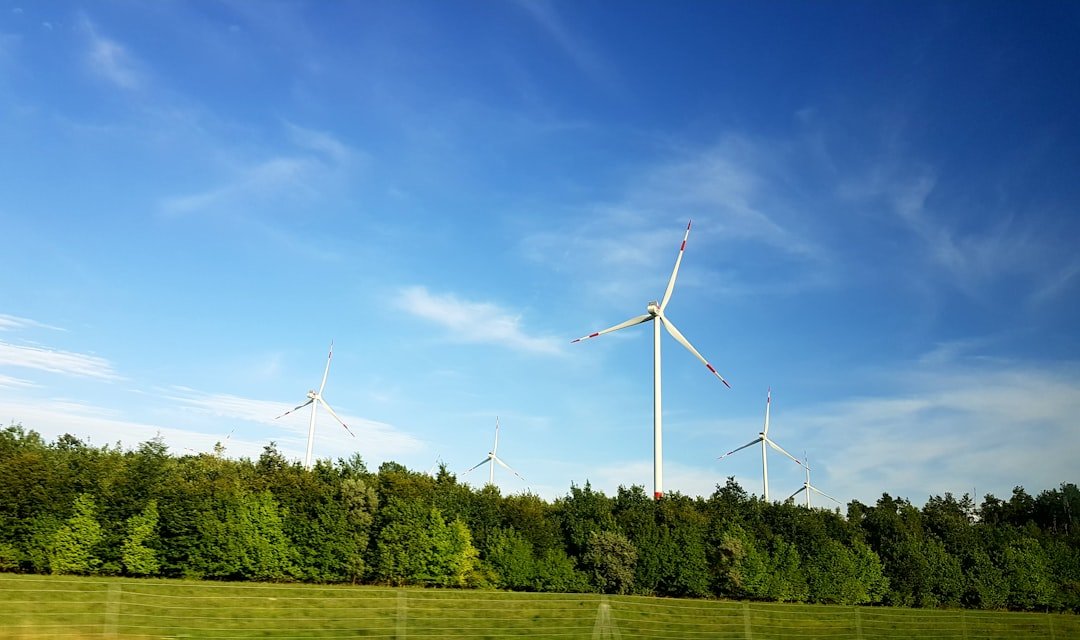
<box><xmin>647</xmin><ymin>301</ymin><xmax>661</xmax><ymax>315</ymax></box>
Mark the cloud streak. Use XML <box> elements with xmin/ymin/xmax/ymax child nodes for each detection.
<box><xmin>79</xmin><ymin>15</ymin><xmax>143</xmax><ymax>90</ymax></box>
<box><xmin>0</xmin><ymin>314</ymin><xmax>64</xmax><ymax>332</ymax></box>
<box><xmin>0</xmin><ymin>341</ymin><xmax>120</xmax><ymax>380</ymax></box>
<box><xmin>159</xmin><ymin>124</ymin><xmax>360</xmax><ymax>218</ymax></box>
<box><xmin>167</xmin><ymin>387</ymin><xmax>424</xmax><ymax>461</ymax></box>
<box><xmin>787</xmin><ymin>361</ymin><xmax>1080</xmax><ymax>504</ymax></box>
<box><xmin>397</xmin><ymin>286</ymin><xmax>563</xmax><ymax>355</ymax></box>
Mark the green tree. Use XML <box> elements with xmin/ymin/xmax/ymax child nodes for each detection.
<box><xmin>556</xmin><ymin>482</ymin><xmax>616</xmax><ymax>558</ymax></box>
<box><xmin>534</xmin><ymin>547</ymin><xmax>592</xmax><ymax>593</ymax></box>
<box><xmin>373</xmin><ymin>497</ymin><xmax>478</xmax><ymax>587</ymax></box>
<box><xmin>189</xmin><ymin>490</ymin><xmax>296</xmax><ymax>581</ymax></box>
<box><xmin>582</xmin><ymin>529</ymin><xmax>637</xmax><ymax>594</ymax></box>
<box><xmin>1003</xmin><ymin>535</ymin><xmax>1055</xmax><ymax>610</ymax></box>
<box><xmin>121</xmin><ymin>500</ymin><xmax>160</xmax><ymax>576</ymax></box>
<box><xmin>48</xmin><ymin>493</ymin><xmax>102</xmax><ymax>575</ymax></box>
<box><xmin>485</xmin><ymin>527</ymin><xmax>536</xmax><ymax>590</ymax></box>
<box><xmin>806</xmin><ymin>539</ymin><xmax>887</xmax><ymax>605</ymax></box>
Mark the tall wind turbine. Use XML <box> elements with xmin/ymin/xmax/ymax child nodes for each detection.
<box><xmin>275</xmin><ymin>342</ymin><xmax>355</xmax><ymax>471</ymax></box>
<box><xmin>572</xmin><ymin>220</ymin><xmax>730</xmax><ymax>500</ymax></box>
<box><xmin>788</xmin><ymin>453</ymin><xmax>841</xmax><ymax>508</ymax></box>
<box><xmin>465</xmin><ymin>417</ymin><xmax>525</xmax><ymax>485</ymax></box>
<box><xmin>718</xmin><ymin>388</ymin><xmax>801</xmax><ymax>501</ymax></box>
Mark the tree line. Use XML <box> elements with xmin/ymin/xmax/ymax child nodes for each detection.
<box><xmin>0</xmin><ymin>425</ymin><xmax>1077</xmax><ymax>611</ymax></box>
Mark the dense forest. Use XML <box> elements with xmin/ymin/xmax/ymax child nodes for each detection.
<box><xmin>0</xmin><ymin>424</ymin><xmax>1077</xmax><ymax>612</ymax></box>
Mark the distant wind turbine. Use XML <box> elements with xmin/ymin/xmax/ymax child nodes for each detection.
<box><xmin>572</xmin><ymin>220</ymin><xmax>730</xmax><ymax>500</ymax></box>
<box><xmin>718</xmin><ymin>388</ymin><xmax>801</xmax><ymax>502</ymax></box>
<box><xmin>275</xmin><ymin>342</ymin><xmax>355</xmax><ymax>471</ymax></box>
<box><xmin>464</xmin><ymin>417</ymin><xmax>525</xmax><ymax>485</ymax></box>
<box><xmin>788</xmin><ymin>453</ymin><xmax>841</xmax><ymax>508</ymax></box>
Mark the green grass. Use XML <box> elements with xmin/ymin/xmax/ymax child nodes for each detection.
<box><xmin>1</xmin><ymin>574</ymin><xmax>1077</xmax><ymax>639</ymax></box>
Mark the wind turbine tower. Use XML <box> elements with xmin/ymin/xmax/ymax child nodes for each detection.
<box><xmin>718</xmin><ymin>388</ymin><xmax>801</xmax><ymax>501</ymax></box>
<box><xmin>573</xmin><ymin>220</ymin><xmax>731</xmax><ymax>499</ymax></box>
<box><xmin>788</xmin><ymin>454</ymin><xmax>841</xmax><ymax>508</ymax></box>
<box><xmin>275</xmin><ymin>342</ymin><xmax>355</xmax><ymax>471</ymax></box>
<box><xmin>465</xmin><ymin>417</ymin><xmax>525</xmax><ymax>486</ymax></box>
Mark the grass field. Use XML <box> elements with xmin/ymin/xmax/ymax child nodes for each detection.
<box><xmin>1</xmin><ymin>574</ymin><xmax>1077</xmax><ymax>639</ymax></box>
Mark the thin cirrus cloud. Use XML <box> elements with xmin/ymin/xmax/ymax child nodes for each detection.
<box><xmin>521</xmin><ymin>135</ymin><xmax>832</xmax><ymax>304</ymax></box>
<box><xmin>0</xmin><ymin>374</ymin><xmax>38</xmax><ymax>389</ymax></box>
<box><xmin>632</xmin><ymin>137</ymin><xmax>825</xmax><ymax>260</ymax></box>
<box><xmin>167</xmin><ymin>387</ymin><xmax>424</xmax><ymax>460</ymax></box>
<box><xmin>397</xmin><ymin>286</ymin><xmax>563</xmax><ymax>356</ymax></box>
<box><xmin>788</xmin><ymin>360</ymin><xmax>1080</xmax><ymax>503</ymax></box>
<box><xmin>511</xmin><ymin>0</ymin><xmax>614</xmax><ymax>89</ymax></box>
<box><xmin>0</xmin><ymin>341</ymin><xmax>120</xmax><ymax>381</ymax></box>
<box><xmin>0</xmin><ymin>314</ymin><xmax>65</xmax><ymax>332</ymax></box>
<box><xmin>159</xmin><ymin>124</ymin><xmax>359</xmax><ymax>218</ymax></box>
<box><xmin>159</xmin><ymin>156</ymin><xmax>319</xmax><ymax>216</ymax></box>
<box><xmin>78</xmin><ymin>15</ymin><xmax>143</xmax><ymax>91</ymax></box>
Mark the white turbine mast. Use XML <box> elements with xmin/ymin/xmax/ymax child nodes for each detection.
<box><xmin>787</xmin><ymin>453</ymin><xmax>841</xmax><ymax>508</ymax></box>
<box><xmin>718</xmin><ymin>388</ymin><xmax>801</xmax><ymax>502</ymax></box>
<box><xmin>275</xmin><ymin>341</ymin><xmax>355</xmax><ymax>471</ymax></box>
<box><xmin>464</xmin><ymin>417</ymin><xmax>525</xmax><ymax>486</ymax></box>
<box><xmin>572</xmin><ymin>220</ymin><xmax>730</xmax><ymax>500</ymax></box>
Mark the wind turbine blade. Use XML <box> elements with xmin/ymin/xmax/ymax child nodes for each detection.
<box><xmin>765</xmin><ymin>438</ymin><xmax>802</xmax><ymax>465</ymax></box>
<box><xmin>319</xmin><ymin>399</ymin><xmax>355</xmax><ymax>438</ymax></box>
<box><xmin>492</xmin><ymin>417</ymin><xmax>500</xmax><ymax>455</ymax></box>
<box><xmin>571</xmin><ymin>314</ymin><xmax>653</xmax><ymax>343</ymax></box>
<box><xmin>763</xmin><ymin>388</ymin><xmax>772</xmax><ymax>436</ymax></box>
<box><xmin>318</xmin><ymin>341</ymin><xmax>334</xmax><ymax>394</ymax></box>
<box><xmin>659</xmin><ymin>315</ymin><xmax>731</xmax><ymax>388</ymax></box>
<box><xmin>494</xmin><ymin>455</ymin><xmax>526</xmax><ymax>481</ymax></box>
<box><xmin>465</xmin><ymin>457</ymin><xmax>490</xmax><ymax>474</ymax></box>
<box><xmin>810</xmin><ymin>485</ymin><xmax>842</xmax><ymax>504</ymax></box>
<box><xmin>787</xmin><ymin>487</ymin><xmax>806</xmax><ymax>502</ymax></box>
<box><xmin>275</xmin><ymin>399</ymin><xmax>314</xmax><ymax>420</ymax></box>
<box><xmin>718</xmin><ymin>437</ymin><xmax>762</xmax><ymax>460</ymax></box>
<box><xmin>659</xmin><ymin>220</ymin><xmax>692</xmax><ymax>311</ymax></box>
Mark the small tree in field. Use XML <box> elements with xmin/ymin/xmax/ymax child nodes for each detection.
<box><xmin>122</xmin><ymin>500</ymin><xmax>160</xmax><ymax>576</ymax></box>
<box><xmin>49</xmin><ymin>493</ymin><xmax>102</xmax><ymax>575</ymax></box>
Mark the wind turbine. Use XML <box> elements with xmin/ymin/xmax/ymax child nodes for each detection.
<box><xmin>788</xmin><ymin>453</ymin><xmax>841</xmax><ymax>508</ymax></box>
<box><xmin>464</xmin><ymin>417</ymin><xmax>525</xmax><ymax>485</ymax></box>
<box><xmin>572</xmin><ymin>220</ymin><xmax>730</xmax><ymax>500</ymax></box>
<box><xmin>718</xmin><ymin>388</ymin><xmax>801</xmax><ymax>502</ymax></box>
<box><xmin>275</xmin><ymin>342</ymin><xmax>355</xmax><ymax>471</ymax></box>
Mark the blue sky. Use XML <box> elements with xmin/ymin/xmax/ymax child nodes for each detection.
<box><xmin>2</xmin><ymin>1</ymin><xmax>1078</xmax><ymax>505</ymax></box>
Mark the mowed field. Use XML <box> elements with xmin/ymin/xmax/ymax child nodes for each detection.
<box><xmin>1</xmin><ymin>574</ymin><xmax>1076</xmax><ymax>639</ymax></box>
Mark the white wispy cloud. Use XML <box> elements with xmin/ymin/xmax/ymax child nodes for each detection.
<box><xmin>0</xmin><ymin>32</ymin><xmax>19</xmax><ymax>67</ymax></box>
<box><xmin>0</xmin><ymin>374</ymin><xmax>37</xmax><ymax>389</ymax></box>
<box><xmin>522</xmin><ymin>136</ymin><xmax>832</xmax><ymax>305</ymax></box>
<box><xmin>1030</xmin><ymin>258</ymin><xmax>1080</xmax><ymax>306</ymax></box>
<box><xmin>787</xmin><ymin>361</ymin><xmax>1080</xmax><ymax>504</ymax></box>
<box><xmin>160</xmin><ymin>157</ymin><xmax>317</xmax><ymax>216</ymax></box>
<box><xmin>632</xmin><ymin>137</ymin><xmax>824</xmax><ymax>259</ymax></box>
<box><xmin>841</xmin><ymin>162</ymin><xmax>1058</xmax><ymax>300</ymax></box>
<box><xmin>0</xmin><ymin>314</ymin><xmax>64</xmax><ymax>332</ymax></box>
<box><xmin>512</xmin><ymin>0</ymin><xmax>614</xmax><ymax>89</ymax></box>
<box><xmin>167</xmin><ymin>387</ymin><xmax>424</xmax><ymax>461</ymax></box>
<box><xmin>1</xmin><ymin>397</ymin><xmax>167</xmax><ymax>446</ymax></box>
<box><xmin>159</xmin><ymin>124</ymin><xmax>359</xmax><ymax>218</ymax></box>
<box><xmin>284</xmin><ymin>121</ymin><xmax>355</xmax><ymax>165</ymax></box>
<box><xmin>397</xmin><ymin>286</ymin><xmax>563</xmax><ymax>356</ymax></box>
<box><xmin>0</xmin><ymin>341</ymin><xmax>120</xmax><ymax>380</ymax></box>
<box><xmin>79</xmin><ymin>15</ymin><xmax>143</xmax><ymax>90</ymax></box>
